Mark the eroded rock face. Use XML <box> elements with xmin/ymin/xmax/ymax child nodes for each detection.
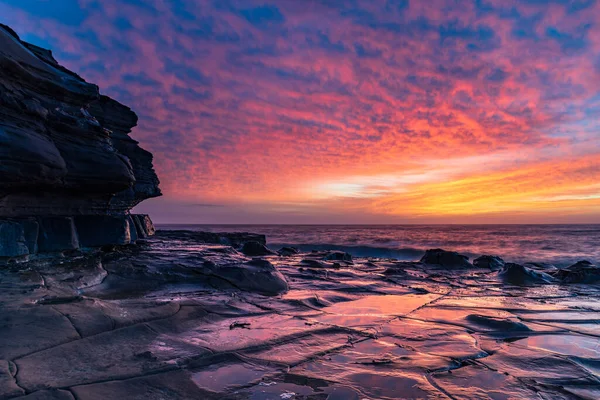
<box><xmin>0</xmin><ymin>26</ymin><xmax>160</xmax><ymax>216</ymax></box>
<box><xmin>0</xmin><ymin>25</ymin><xmax>160</xmax><ymax>259</ymax></box>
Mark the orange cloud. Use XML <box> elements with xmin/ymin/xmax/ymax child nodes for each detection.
<box><xmin>3</xmin><ymin>0</ymin><xmax>600</xmax><ymax>223</ymax></box>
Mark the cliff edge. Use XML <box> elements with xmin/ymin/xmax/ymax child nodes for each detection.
<box><xmin>0</xmin><ymin>24</ymin><xmax>160</xmax><ymax>259</ymax></box>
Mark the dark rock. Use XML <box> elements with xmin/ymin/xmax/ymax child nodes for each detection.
<box><xmin>90</xmin><ymin>97</ymin><xmax>161</xmax><ymax>212</ymax></box>
<box><xmin>140</xmin><ymin>215</ymin><xmax>156</xmax><ymax>236</ymax></box>
<box><xmin>0</xmin><ymin>220</ymin><xmax>29</xmax><ymax>257</ymax></box>
<box><xmin>0</xmin><ymin>23</ymin><xmax>19</xmax><ymax>40</ymax></box>
<box><xmin>473</xmin><ymin>255</ymin><xmax>505</xmax><ymax>271</ymax></box>
<box><xmin>12</xmin><ymin>389</ymin><xmax>75</xmax><ymax>400</ymax></box>
<box><xmin>70</xmin><ymin>370</ymin><xmax>212</xmax><ymax>400</ymax></box>
<box><xmin>240</xmin><ymin>241</ymin><xmax>275</xmax><ymax>256</ymax></box>
<box><xmin>0</xmin><ymin>24</ymin><xmax>159</xmax><ymax>256</ymax></box>
<box><xmin>75</xmin><ymin>215</ymin><xmax>133</xmax><ymax>247</ymax></box>
<box><xmin>37</xmin><ymin>217</ymin><xmax>79</xmax><ymax>253</ymax></box>
<box><xmin>126</xmin><ymin>215</ymin><xmax>138</xmax><ymax>243</ymax></box>
<box><xmin>300</xmin><ymin>259</ymin><xmax>328</xmax><ymax>268</ymax></box>
<box><xmin>324</xmin><ymin>250</ymin><xmax>353</xmax><ymax>263</ymax></box>
<box><xmin>277</xmin><ymin>246</ymin><xmax>299</xmax><ymax>256</ymax></box>
<box><xmin>420</xmin><ymin>249</ymin><xmax>472</xmax><ymax>268</ymax></box>
<box><xmin>498</xmin><ymin>263</ymin><xmax>554</xmax><ymax>285</ymax></box>
<box><xmin>0</xmin><ymin>359</ymin><xmax>24</xmax><ymax>398</ymax></box>
<box><xmin>466</xmin><ymin>314</ymin><xmax>531</xmax><ymax>332</ymax></box>
<box><xmin>552</xmin><ymin>260</ymin><xmax>600</xmax><ymax>284</ymax></box>
<box><xmin>156</xmin><ymin>230</ymin><xmax>266</xmax><ymax>247</ymax></box>
<box><xmin>0</xmin><ymin>308</ymin><xmax>80</xmax><ymax>360</ymax></box>
<box><xmin>524</xmin><ymin>262</ymin><xmax>557</xmax><ymax>271</ymax></box>
<box><xmin>131</xmin><ymin>214</ymin><xmax>155</xmax><ymax>238</ymax></box>
<box><xmin>20</xmin><ymin>219</ymin><xmax>40</xmax><ymax>254</ymax></box>
<box><xmin>0</xmin><ymin>26</ymin><xmax>160</xmax><ymax>215</ymax></box>
<box><xmin>36</xmin><ymin>295</ymin><xmax>84</xmax><ymax>305</ymax></box>
<box><xmin>567</xmin><ymin>260</ymin><xmax>596</xmax><ymax>270</ymax></box>
<box><xmin>383</xmin><ymin>267</ymin><xmax>407</xmax><ymax>275</ymax></box>
<box><xmin>229</xmin><ymin>321</ymin><xmax>251</xmax><ymax>330</ymax></box>
<box><xmin>207</xmin><ymin>258</ymin><xmax>288</xmax><ymax>296</ymax></box>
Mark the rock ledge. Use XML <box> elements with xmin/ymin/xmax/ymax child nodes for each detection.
<box><xmin>0</xmin><ymin>25</ymin><xmax>160</xmax><ymax>259</ymax></box>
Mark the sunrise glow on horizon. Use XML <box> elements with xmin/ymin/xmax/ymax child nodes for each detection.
<box><xmin>5</xmin><ymin>0</ymin><xmax>599</xmax><ymax>223</ymax></box>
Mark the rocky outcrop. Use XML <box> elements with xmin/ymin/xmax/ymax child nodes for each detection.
<box><xmin>240</xmin><ymin>241</ymin><xmax>276</xmax><ymax>256</ymax></box>
<box><xmin>324</xmin><ymin>250</ymin><xmax>353</xmax><ymax>263</ymax></box>
<box><xmin>0</xmin><ymin>25</ymin><xmax>160</xmax><ymax>259</ymax></box>
<box><xmin>205</xmin><ymin>258</ymin><xmax>288</xmax><ymax>296</ymax></box>
<box><xmin>420</xmin><ymin>249</ymin><xmax>472</xmax><ymax>268</ymax></box>
<box><xmin>473</xmin><ymin>255</ymin><xmax>505</xmax><ymax>271</ymax></box>
<box><xmin>551</xmin><ymin>260</ymin><xmax>600</xmax><ymax>284</ymax></box>
<box><xmin>277</xmin><ymin>246</ymin><xmax>299</xmax><ymax>256</ymax></box>
<box><xmin>498</xmin><ymin>263</ymin><xmax>555</xmax><ymax>285</ymax></box>
<box><xmin>156</xmin><ymin>230</ymin><xmax>266</xmax><ymax>248</ymax></box>
<box><xmin>0</xmin><ymin>214</ymin><xmax>154</xmax><ymax>260</ymax></box>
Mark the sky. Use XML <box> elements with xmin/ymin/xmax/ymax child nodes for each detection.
<box><xmin>2</xmin><ymin>0</ymin><xmax>600</xmax><ymax>224</ymax></box>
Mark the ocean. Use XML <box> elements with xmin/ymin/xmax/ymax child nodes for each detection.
<box><xmin>156</xmin><ymin>224</ymin><xmax>600</xmax><ymax>267</ymax></box>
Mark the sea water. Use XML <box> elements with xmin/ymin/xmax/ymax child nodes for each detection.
<box><xmin>157</xmin><ymin>224</ymin><xmax>600</xmax><ymax>267</ymax></box>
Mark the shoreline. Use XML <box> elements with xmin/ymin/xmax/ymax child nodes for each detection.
<box><xmin>157</xmin><ymin>224</ymin><xmax>600</xmax><ymax>268</ymax></box>
<box><xmin>1</xmin><ymin>229</ymin><xmax>599</xmax><ymax>398</ymax></box>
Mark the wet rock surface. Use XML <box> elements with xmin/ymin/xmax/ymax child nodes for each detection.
<box><xmin>1</xmin><ymin>230</ymin><xmax>599</xmax><ymax>399</ymax></box>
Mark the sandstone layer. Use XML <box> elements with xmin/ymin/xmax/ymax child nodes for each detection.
<box><xmin>0</xmin><ymin>24</ymin><xmax>160</xmax><ymax>259</ymax></box>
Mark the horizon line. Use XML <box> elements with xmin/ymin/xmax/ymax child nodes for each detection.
<box><xmin>153</xmin><ymin>222</ymin><xmax>600</xmax><ymax>226</ymax></box>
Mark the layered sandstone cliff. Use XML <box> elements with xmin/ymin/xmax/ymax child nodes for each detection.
<box><xmin>0</xmin><ymin>24</ymin><xmax>160</xmax><ymax>259</ymax></box>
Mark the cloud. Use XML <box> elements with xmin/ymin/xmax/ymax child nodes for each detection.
<box><xmin>4</xmin><ymin>0</ymin><xmax>600</xmax><ymax>222</ymax></box>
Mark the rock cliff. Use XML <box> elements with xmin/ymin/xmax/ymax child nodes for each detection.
<box><xmin>0</xmin><ymin>24</ymin><xmax>160</xmax><ymax>260</ymax></box>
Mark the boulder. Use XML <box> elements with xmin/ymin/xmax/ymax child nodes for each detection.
<box><xmin>240</xmin><ymin>241</ymin><xmax>275</xmax><ymax>256</ymax></box>
<box><xmin>277</xmin><ymin>247</ymin><xmax>299</xmax><ymax>257</ymax></box>
<box><xmin>552</xmin><ymin>261</ymin><xmax>600</xmax><ymax>284</ymax></box>
<box><xmin>473</xmin><ymin>255</ymin><xmax>505</xmax><ymax>271</ymax></box>
<box><xmin>420</xmin><ymin>249</ymin><xmax>472</xmax><ymax>268</ymax></box>
<box><xmin>324</xmin><ymin>250</ymin><xmax>353</xmax><ymax>263</ymax></box>
<box><xmin>498</xmin><ymin>263</ymin><xmax>555</xmax><ymax>285</ymax></box>
<box><xmin>207</xmin><ymin>258</ymin><xmax>288</xmax><ymax>296</ymax></box>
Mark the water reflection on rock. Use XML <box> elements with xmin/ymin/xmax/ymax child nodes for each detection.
<box><xmin>1</xmin><ymin>230</ymin><xmax>599</xmax><ymax>399</ymax></box>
